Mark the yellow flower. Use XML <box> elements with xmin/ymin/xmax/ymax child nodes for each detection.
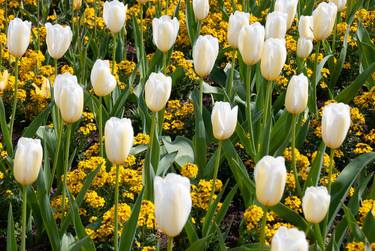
<box><xmin>180</xmin><ymin>163</ymin><xmax>199</xmax><ymax>179</ymax></box>
<box><xmin>0</xmin><ymin>70</ymin><xmax>9</xmax><ymax>92</ymax></box>
<box><xmin>243</xmin><ymin>205</ymin><xmax>263</xmax><ymax>231</ymax></box>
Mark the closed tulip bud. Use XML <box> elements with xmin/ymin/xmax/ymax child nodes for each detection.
<box><xmin>238</xmin><ymin>22</ymin><xmax>265</xmax><ymax>65</ymax></box>
<box><xmin>285</xmin><ymin>73</ymin><xmax>309</xmax><ymax>115</ymax></box>
<box><xmin>54</xmin><ymin>73</ymin><xmax>78</xmax><ymax>108</ymax></box>
<box><xmin>271</xmin><ymin>227</ymin><xmax>309</xmax><ymax>251</ymax></box>
<box><xmin>254</xmin><ymin>156</ymin><xmax>286</xmax><ymax>207</ymax></box>
<box><xmin>152</xmin><ymin>15</ymin><xmax>179</xmax><ymax>53</ymax></box>
<box><xmin>193</xmin><ymin>35</ymin><xmax>219</xmax><ymax>77</ymax></box>
<box><xmin>261</xmin><ymin>38</ymin><xmax>287</xmax><ymax>81</ymax></box>
<box><xmin>7</xmin><ymin>18</ymin><xmax>31</xmax><ymax>57</ymax></box>
<box><xmin>302</xmin><ymin>186</ymin><xmax>330</xmax><ymax>223</ymax></box>
<box><xmin>329</xmin><ymin>0</ymin><xmax>347</xmax><ymax>11</ymax></box>
<box><xmin>105</xmin><ymin>117</ymin><xmax>134</xmax><ymax>165</ymax></box>
<box><xmin>322</xmin><ymin>103</ymin><xmax>351</xmax><ymax>149</ymax></box>
<box><xmin>45</xmin><ymin>23</ymin><xmax>73</xmax><ymax>60</ymax></box>
<box><xmin>154</xmin><ymin>173</ymin><xmax>192</xmax><ymax>237</ymax></box>
<box><xmin>312</xmin><ymin>2</ymin><xmax>337</xmax><ymax>41</ymax></box>
<box><xmin>193</xmin><ymin>0</ymin><xmax>209</xmax><ymax>21</ymax></box>
<box><xmin>298</xmin><ymin>16</ymin><xmax>314</xmax><ymax>40</ymax></box>
<box><xmin>211</xmin><ymin>102</ymin><xmax>238</xmax><ymax>141</ymax></box>
<box><xmin>90</xmin><ymin>59</ymin><xmax>117</xmax><ymax>96</ymax></box>
<box><xmin>227</xmin><ymin>11</ymin><xmax>250</xmax><ymax>48</ymax></box>
<box><xmin>297</xmin><ymin>37</ymin><xmax>313</xmax><ymax>59</ymax></box>
<box><xmin>14</xmin><ymin>137</ymin><xmax>43</xmax><ymax>186</ymax></box>
<box><xmin>0</xmin><ymin>70</ymin><xmax>9</xmax><ymax>91</ymax></box>
<box><xmin>72</xmin><ymin>0</ymin><xmax>82</xmax><ymax>11</ymax></box>
<box><xmin>103</xmin><ymin>0</ymin><xmax>127</xmax><ymax>33</ymax></box>
<box><xmin>265</xmin><ymin>11</ymin><xmax>288</xmax><ymax>39</ymax></box>
<box><xmin>145</xmin><ymin>72</ymin><xmax>172</xmax><ymax>112</ymax></box>
<box><xmin>274</xmin><ymin>0</ymin><xmax>298</xmax><ymax>29</ymax></box>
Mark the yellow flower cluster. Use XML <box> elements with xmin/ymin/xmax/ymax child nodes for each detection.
<box><xmin>163</xmin><ymin>100</ymin><xmax>194</xmax><ymax>132</ymax></box>
<box><xmin>354</xmin><ymin>87</ymin><xmax>375</xmax><ymax>109</ymax></box>
<box><xmin>284</xmin><ymin>196</ymin><xmax>302</xmax><ymax>213</ymax></box>
<box><xmin>283</xmin><ymin>147</ymin><xmax>310</xmax><ymax>181</ymax></box>
<box><xmin>191</xmin><ymin>179</ymin><xmax>223</xmax><ymax>210</ymax></box>
<box><xmin>358</xmin><ymin>199</ymin><xmax>375</xmax><ymax>224</ymax></box>
<box><xmin>353</xmin><ymin>143</ymin><xmax>373</xmax><ymax>155</ymax></box>
<box><xmin>79</xmin><ymin>112</ymin><xmax>97</xmax><ymax>136</ymax></box>
<box><xmin>138</xmin><ymin>200</ymin><xmax>156</xmax><ymax>229</ymax></box>
<box><xmin>180</xmin><ymin>162</ymin><xmax>199</xmax><ymax>179</ymax></box>
<box><xmin>134</xmin><ymin>133</ymin><xmax>150</xmax><ymax>145</ymax></box>
<box><xmin>243</xmin><ymin>205</ymin><xmax>263</xmax><ymax>231</ymax></box>
<box><xmin>85</xmin><ymin>190</ymin><xmax>106</xmax><ymax>208</ymax></box>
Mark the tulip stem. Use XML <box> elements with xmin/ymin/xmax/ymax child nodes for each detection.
<box><xmin>114</xmin><ymin>163</ymin><xmax>120</xmax><ymax>251</ymax></box>
<box><xmin>332</xmin><ymin>13</ymin><xmax>339</xmax><ymax>53</ymax></box>
<box><xmin>227</xmin><ymin>50</ymin><xmax>236</xmax><ymax>100</ymax></box>
<box><xmin>260</xmin><ymin>206</ymin><xmax>268</xmax><ymax>245</ymax></box>
<box><xmin>199</xmin><ymin>78</ymin><xmax>204</xmax><ymax>115</ymax></box>
<box><xmin>54</xmin><ymin>58</ymin><xmax>58</xmax><ymax>77</ymax></box>
<box><xmin>311</xmin><ymin>41</ymin><xmax>321</xmax><ymax>116</ymax></box>
<box><xmin>313</xmin><ymin>223</ymin><xmax>325</xmax><ymax>251</ymax></box>
<box><xmin>245</xmin><ymin>64</ymin><xmax>256</xmax><ymax>154</ymax></box>
<box><xmin>21</xmin><ymin>186</ymin><xmax>27</xmax><ymax>251</ymax></box>
<box><xmin>112</xmin><ymin>33</ymin><xmax>117</xmax><ymax>75</ymax></box>
<box><xmin>9</xmin><ymin>57</ymin><xmax>20</xmax><ymax>140</ymax></box>
<box><xmin>149</xmin><ymin>112</ymin><xmax>158</xmax><ymax>172</ymax></box>
<box><xmin>98</xmin><ymin>96</ymin><xmax>104</xmax><ymax>157</ymax></box>
<box><xmin>167</xmin><ymin>236</ymin><xmax>173</xmax><ymax>251</ymax></box>
<box><xmin>163</xmin><ymin>52</ymin><xmax>167</xmax><ymax>74</ymax></box>
<box><xmin>328</xmin><ymin>148</ymin><xmax>335</xmax><ymax>194</ymax></box>
<box><xmin>291</xmin><ymin>115</ymin><xmax>302</xmax><ymax>196</ymax></box>
<box><xmin>62</xmin><ymin>124</ymin><xmax>72</xmax><ymax>215</ymax></box>
<box><xmin>139</xmin><ymin>4</ymin><xmax>146</xmax><ymax>80</ymax></box>
<box><xmin>208</xmin><ymin>141</ymin><xmax>222</xmax><ymax>208</ymax></box>
<box><xmin>144</xmin><ymin>112</ymin><xmax>157</xmax><ymax>199</ymax></box>
<box><xmin>165</xmin><ymin>0</ymin><xmax>169</xmax><ymax>15</ymax></box>
<box><xmin>50</xmin><ymin>115</ymin><xmax>63</xmax><ymax>190</ymax></box>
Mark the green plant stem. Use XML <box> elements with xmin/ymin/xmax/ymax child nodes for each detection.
<box><xmin>139</xmin><ymin>4</ymin><xmax>146</xmax><ymax>80</ymax></box>
<box><xmin>62</xmin><ymin>124</ymin><xmax>72</xmax><ymax>215</ymax></box>
<box><xmin>9</xmin><ymin>57</ymin><xmax>20</xmax><ymax>139</ymax></box>
<box><xmin>112</xmin><ymin>33</ymin><xmax>117</xmax><ymax>74</ymax></box>
<box><xmin>208</xmin><ymin>141</ymin><xmax>222</xmax><ymax>207</ymax></box>
<box><xmin>49</xmin><ymin>117</ymin><xmax>63</xmax><ymax>190</ymax></box>
<box><xmin>199</xmin><ymin>78</ymin><xmax>204</xmax><ymax>115</ymax></box>
<box><xmin>245</xmin><ymin>65</ymin><xmax>256</xmax><ymax>154</ymax></box>
<box><xmin>163</xmin><ymin>52</ymin><xmax>167</xmax><ymax>74</ymax></box>
<box><xmin>21</xmin><ymin>186</ymin><xmax>27</xmax><ymax>251</ymax></box>
<box><xmin>260</xmin><ymin>206</ymin><xmax>268</xmax><ymax>244</ymax></box>
<box><xmin>167</xmin><ymin>236</ymin><xmax>173</xmax><ymax>251</ymax></box>
<box><xmin>227</xmin><ymin>50</ymin><xmax>236</xmax><ymax>100</ymax></box>
<box><xmin>144</xmin><ymin>112</ymin><xmax>157</xmax><ymax>200</ymax></box>
<box><xmin>258</xmin><ymin>80</ymin><xmax>273</xmax><ymax>155</ymax></box>
<box><xmin>165</xmin><ymin>0</ymin><xmax>169</xmax><ymax>15</ymax></box>
<box><xmin>197</xmin><ymin>20</ymin><xmax>202</xmax><ymax>39</ymax></box>
<box><xmin>332</xmin><ymin>13</ymin><xmax>339</xmax><ymax>53</ymax></box>
<box><xmin>114</xmin><ymin>163</ymin><xmax>120</xmax><ymax>251</ymax></box>
<box><xmin>311</xmin><ymin>41</ymin><xmax>321</xmax><ymax>116</ymax></box>
<box><xmin>291</xmin><ymin>115</ymin><xmax>302</xmax><ymax>196</ymax></box>
<box><xmin>314</xmin><ymin>223</ymin><xmax>325</xmax><ymax>251</ymax></box>
<box><xmin>54</xmin><ymin>58</ymin><xmax>58</xmax><ymax>76</ymax></box>
<box><xmin>149</xmin><ymin>112</ymin><xmax>157</xmax><ymax>172</ymax></box>
<box><xmin>98</xmin><ymin>96</ymin><xmax>103</xmax><ymax>157</ymax></box>
<box><xmin>328</xmin><ymin>148</ymin><xmax>335</xmax><ymax>194</ymax></box>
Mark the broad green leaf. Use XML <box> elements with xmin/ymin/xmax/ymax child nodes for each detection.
<box><xmin>6</xmin><ymin>204</ymin><xmax>17</xmax><ymax>251</ymax></box>
<box><xmin>184</xmin><ymin>217</ymin><xmax>199</xmax><ymax>245</ymax></box>
<box><xmin>162</xmin><ymin>136</ymin><xmax>194</xmax><ymax>167</ymax></box>
<box><xmin>271</xmin><ymin>203</ymin><xmax>309</xmax><ymax>230</ymax></box>
<box><xmin>192</xmin><ymin>89</ymin><xmax>207</xmax><ymax>170</ymax></box>
<box><xmin>303</xmin><ymin>142</ymin><xmax>326</xmax><ymax>191</ymax></box>
<box><xmin>22</xmin><ymin>101</ymin><xmax>53</xmax><ymax>137</ymax></box>
<box><xmin>185</xmin><ymin>235</ymin><xmax>212</xmax><ymax>251</ymax></box>
<box><xmin>0</xmin><ymin>97</ymin><xmax>12</xmax><ymax>154</ymax></box>
<box><xmin>362</xmin><ymin>210</ymin><xmax>375</xmax><ymax>242</ymax></box>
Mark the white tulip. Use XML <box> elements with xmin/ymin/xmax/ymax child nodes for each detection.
<box><xmin>260</xmin><ymin>38</ymin><xmax>287</xmax><ymax>81</ymax></box>
<box><xmin>105</xmin><ymin>117</ymin><xmax>134</xmax><ymax>165</ymax></box>
<box><xmin>103</xmin><ymin>0</ymin><xmax>127</xmax><ymax>33</ymax></box>
<box><xmin>58</xmin><ymin>77</ymin><xmax>84</xmax><ymax>124</ymax></box>
<box><xmin>329</xmin><ymin>0</ymin><xmax>347</xmax><ymax>11</ymax></box>
<box><xmin>14</xmin><ymin>137</ymin><xmax>43</xmax><ymax>186</ymax></box>
<box><xmin>238</xmin><ymin>22</ymin><xmax>265</xmax><ymax>65</ymax></box>
<box><xmin>193</xmin><ymin>0</ymin><xmax>209</xmax><ymax>21</ymax></box>
<box><xmin>90</xmin><ymin>59</ymin><xmax>117</xmax><ymax>96</ymax></box>
<box><xmin>152</xmin><ymin>15</ymin><xmax>179</xmax><ymax>53</ymax></box>
<box><xmin>274</xmin><ymin>0</ymin><xmax>298</xmax><ymax>29</ymax></box>
<box><xmin>54</xmin><ymin>73</ymin><xmax>79</xmax><ymax>108</ymax></box>
<box><xmin>254</xmin><ymin>156</ymin><xmax>286</xmax><ymax>207</ymax></box>
<box><xmin>211</xmin><ymin>102</ymin><xmax>238</xmax><ymax>141</ymax></box>
<box><xmin>145</xmin><ymin>72</ymin><xmax>172</xmax><ymax>112</ymax></box>
<box><xmin>7</xmin><ymin>18</ymin><xmax>31</xmax><ymax>57</ymax></box>
<box><xmin>45</xmin><ymin>23</ymin><xmax>73</xmax><ymax>60</ymax></box>
<box><xmin>271</xmin><ymin>226</ymin><xmax>309</xmax><ymax>251</ymax></box>
<box><xmin>302</xmin><ymin>186</ymin><xmax>331</xmax><ymax>224</ymax></box>
<box><xmin>193</xmin><ymin>35</ymin><xmax>219</xmax><ymax>77</ymax></box>
<box><xmin>322</xmin><ymin>103</ymin><xmax>351</xmax><ymax>149</ymax></box>
<box><xmin>298</xmin><ymin>16</ymin><xmax>314</xmax><ymax>40</ymax></box>
<box><xmin>227</xmin><ymin>11</ymin><xmax>250</xmax><ymax>48</ymax></box>
<box><xmin>285</xmin><ymin>73</ymin><xmax>309</xmax><ymax>115</ymax></box>
<box><xmin>312</xmin><ymin>2</ymin><xmax>337</xmax><ymax>41</ymax></box>
<box><xmin>154</xmin><ymin>173</ymin><xmax>192</xmax><ymax>237</ymax></box>
<box><xmin>265</xmin><ymin>11</ymin><xmax>288</xmax><ymax>39</ymax></box>
<box><xmin>297</xmin><ymin>37</ymin><xmax>313</xmax><ymax>59</ymax></box>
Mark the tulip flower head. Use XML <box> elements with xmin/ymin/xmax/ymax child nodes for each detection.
<box><xmin>260</xmin><ymin>38</ymin><xmax>287</xmax><ymax>81</ymax></box>
<box><xmin>211</xmin><ymin>102</ymin><xmax>238</xmax><ymax>141</ymax></box>
<box><xmin>193</xmin><ymin>35</ymin><xmax>219</xmax><ymax>77</ymax></box>
<box><xmin>271</xmin><ymin>226</ymin><xmax>309</xmax><ymax>251</ymax></box>
<box><xmin>298</xmin><ymin>16</ymin><xmax>314</xmax><ymax>40</ymax></box>
<box><xmin>45</xmin><ymin>23</ymin><xmax>73</xmax><ymax>60</ymax></box>
<box><xmin>312</xmin><ymin>2</ymin><xmax>337</xmax><ymax>41</ymax></box>
<box><xmin>285</xmin><ymin>73</ymin><xmax>309</xmax><ymax>115</ymax></box>
<box><xmin>297</xmin><ymin>37</ymin><xmax>313</xmax><ymax>59</ymax></box>
<box><xmin>265</xmin><ymin>11</ymin><xmax>288</xmax><ymax>39</ymax></box>
<box><xmin>103</xmin><ymin>0</ymin><xmax>127</xmax><ymax>33</ymax></box>
<box><xmin>302</xmin><ymin>186</ymin><xmax>331</xmax><ymax>223</ymax></box>
<box><xmin>145</xmin><ymin>72</ymin><xmax>172</xmax><ymax>112</ymax></box>
<box><xmin>152</xmin><ymin>15</ymin><xmax>179</xmax><ymax>53</ymax></box>
<box><xmin>274</xmin><ymin>0</ymin><xmax>299</xmax><ymax>29</ymax></box>
<box><xmin>7</xmin><ymin>18</ymin><xmax>32</xmax><ymax>57</ymax></box>
<box><xmin>90</xmin><ymin>59</ymin><xmax>117</xmax><ymax>96</ymax></box>
<box><xmin>227</xmin><ymin>11</ymin><xmax>250</xmax><ymax>48</ymax></box>
<box><xmin>193</xmin><ymin>0</ymin><xmax>210</xmax><ymax>21</ymax></box>
<box><xmin>238</xmin><ymin>22</ymin><xmax>265</xmax><ymax>65</ymax></box>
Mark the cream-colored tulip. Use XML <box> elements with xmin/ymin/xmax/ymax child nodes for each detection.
<box><xmin>54</xmin><ymin>73</ymin><xmax>78</xmax><ymax>108</ymax></box>
<box><xmin>285</xmin><ymin>73</ymin><xmax>309</xmax><ymax>115</ymax></box>
<box><xmin>33</xmin><ymin>77</ymin><xmax>51</xmax><ymax>99</ymax></box>
<box><xmin>254</xmin><ymin>156</ymin><xmax>286</xmax><ymax>207</ymax></box>
<box><xmin>0</xmin><ymin>70</ymin><xmax>9</xmax><ymax>91</ymax></box>
<box><xmin>329</xmin><ymin>0</ymin><xmax>347</xmax><ymax>11</ymax></box>
<box><xmin>104</xmin><ymin>117</ymin><xmax>134</xmax><ymax>165</ymax></box>
<box><xmin>238</xmin><ymin>22</ymin><xmax>265</xmax><ymax>65</ymax></box>
<box><xmin>265</xmin><ymin>11</ymin><xmax>288</xmax><ymax>39</ymax></box>
<box><xmin>145</xmin><ymin>72</ymin><xmax>172</xmax><ymax>112</ymax></box>
<box><xmin>227</xmin><ymin>11</ymin><xmax>250</xmax><ymax>48</ymax></box>
<box><xmin>152</xmin><ymin>15</ymin><xmax>179</xmax><ymax>53</ymax></box>
<box><xmin>312</xmin><ymin>2</ymin><xmax>337</xmax><ymax>41</ymax></box>
<box><xmin>322</xmin><ymin>103</ymin><xmax>351</xmax><ymax>149</ymax></box>
<box><xmin>193</xmin><ymin>35</ymin><xmax>219</xmax><ymax>77</ymax></box>
<box><xmin>260</xmin><ymin>38</ymin><xmax>287</xmax><ymax>81</ymax></box>
<box><xmin>45</xmin><ymin>23</ymin><xmax>73</xmax><ymax>60</ymax></box>
<box><xmin>274</xmin><ymin>0</ymin><xmax>298</xmax><ymax>29</ymax></box>
<box><xmin>297</xmin><ymin>37</ymin><xmax>313</xmax><ymax>59</ymax></box>
<box><xmin>7</xmin><ymin>18</ymin><xmax>31</xmax><ymax>57</ymax></box>
<box><xmin>298</xmin><ymin>16</ymin><xmax>314</xmax><ymax>40</ymax></box>
<box><xmin>154</xmin><ymin>173</ymin><xmax>192</xmax><ymax>237</ymax></box>
<box><xmin>72</xmin><ymin>0</ymin><xmax>82</xmax><ymax>10</ymax></box>
<box><xmin>271</xmin><ymin>227</ymin><xmax>309</xmax><ymax>251</ymax></box>
<box><xmin>193</xmin><ymin>0</ymin><xmax>209</xmax><ymax>21</ymax></box>
<box><xmin>302</xmin><ymin>186</ymin><xmax>331</xmax><ymax>223</ymax></box>
<box><xmin>211</xmin><ymin>102</ymin><xmax>238</xmax><ymax>141</ymax></box>
<box><xmin>14</xmin><ymin>137</ymin><xmax>43</xmax><ymax>186</ymax></box>
<box><xmin>103</xmin><ymin>0</ymin><xmax>127</xmax><ymax>33</ymax></box>
<box><xmin>90</xmin><ymin>59</ymin><xmax>117</xmax><ymax>96</ymax></box>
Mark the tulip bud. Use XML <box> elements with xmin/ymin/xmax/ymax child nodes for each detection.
<box><xmin>297</xmin><ymin>37</ymin><xmax>313</xmax><ymax>59</ymax></box>
<box><xmin>105</xmin><ymin>117</ymin><xmax>134</xmax><ymax>165</ymax></box>
<box><xmin>154</xmin><ymin>173</ymin><xmax>192</xmax><ymax>237</ymax></box>
<box><xmin>193</xmin><ymin>35</ymin><xmax>219</xmax><ymax>77</ymax></box>
<box><xmin>227</xmin><ymin>11</ymin><xmax>250</xmax><ymax>48</ymax></box>
<box><xmin>238</xmin><ymin>22</ymin><xmax>265</xmax><ymax>65</ymax></box>
<box><xmin>0</xmin><ymin>70</ymin><xmax>9</xmax><ymax>91</ymax></box>
<box><xmin>274</xmin><ymin>0</ymin><xmax>298</xmax><ymax>29</ymax></box>
<box><xmin>321</xmin><ymin>103</ymin><xmax>351</xmax><ymax>149</ymax></box>
<box><xmin>7</xmin><ymin>18</ymin><xmax>31</xmax><ymax>57</ymax></box>
<box><xmin>145</xmin><ymin>72</ymin><xmax>172</xmax><ymax>112</ymax></box>
<box><xmin>45</xmin><ymin>23</ymin><xmax>73</xmax><ymax>60</ymax></box>
<box><xmin>103</xmin><ymin>0</ymin><xmax>127</xmax><ymax>33</ymax></box>
<box><xmin>265</xmin><ymin>11</ymin><xmax>288</xmax><ymax>39</ymax></box>
<box><xmin>33</xmin><ymin>77</ymin><xmax>51</xmax><ymax>99</ymax></box>
<box><xmin>271</xmin><ymin>227</ymin><xmax>309</xmax><ymax>251</ymax></box>
<box><xmin>152</xmin><ymin>15</ymin><xmax>179</xmax><ymax>53</ymax></box>
<box><xmin>302</xmin><ymin>186</ymin><xmax>331</xmax><ymax>223</ymax></box>
<box><xmin>298</xmin><ymin>16</ymin><xmax>314</xmax><ymax>40</ymax></box>
<box><xmin>329</xmin><ymin>0</ymin><xmax>347</xmax><ymax>12</ymax></box>
<box><xmin>312</xmin><ymin>2</ymin><xmax>337</xmax><ymax>41</ymax></box>
<box><xmin>54</xmin><ymin>73</ymin><xmax>78</xmax><ymax>108</ymax></box>
<box><xmin>14</xmin><ymin>137</ymin><xmax>43</xmax><ymax>186</ymax></box>
<box><xmin>285</xmin><ymin>73</ymin><xmax>309</xmax><ymax>115</ymax></box>
<box><xmin>193</xmin><ymin>0</ymin><xmax>209</xmax><ymax>21</ymax></box>
<box><xmin>211</xmin><ymin>102</ymin><xmax>238</xmax><ymax>141</ymax></box>
<box><xmin>90</xmin><ymin>59</ymin><xmax>117</xmax><ymax>96</ymax></box>
<box><xmin>72</xmin><ymin>0</ymin><xmax>82</xmax><ymax>11</ymax></box>
<box><xmin>254</xmin><ymin>156</ymin><xmax>286</xmax><ymax>207</ymax></box>
<box><xmin>260</xmin><ymin>38</ymin><xmax>287</xmax><ymax>81</ymax></box>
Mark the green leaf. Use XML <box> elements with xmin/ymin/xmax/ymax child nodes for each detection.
<box><xmin>192</xmin><ymin>89</ymin><xmax>207</xmax><ymax>170</ymax></box>
<box><xmin>0</xmin><ymin>97</ymin><xmax>12</xmax><ymax>154</ymax></box>
<box><xmin>162</xmin><ymin>136</ymin><xmax>194</xmax><ymax>167</ymax></box>
<box><xmin>215</xmin><ymin>184</ymin><xmax>238</xmax><ymax>226</ymax></box>
<box><xmin>270</xmin><ymin>110</ymin><xmax>292</xmax><ymax>155</ymax></box>
<box><xmin>185</xmin><ymin>235</ymin><xmax>212</xmax><ymax>251</ymax></box>
<box><xmin>303</xmin><ymin>142</ymin><xmax>326</xmax><ymax>191</ymax></box>
<box><xmin>185</xmin><ymin>0</ymin><xmax>198</xmax><ymax>45</ymax></box>
<box><xmin>184</xmin><ymin>217</ymin><xmax>199</xmax><ymax>244</ymax></box>
<box><xmin>362</xmin><ymin>210</ymin><xmax>375</xmax><ymax>242</ymax></box>
<box><xmin>22</xmin><ymin>101</ymin><xmax>53</xmax><ymax>137</ymax></box>
<box><xmin>6</xmin><ymin>204</ymin><xmax>17</xmax><ymax>251</ymax></box>
<box><xmin>343</xmin><ymin>205</ymin><xmax>367</xmax><ymax>241</ymax></box>
<box><xmin>229</xmin><ymin>243</ymin><xmax>270</xmax><ymax>251</ymax></box>
<box><xmin>271</xmin><ymin>203</ymin><xmax>309</xmax><ymax>230</ymax></box>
